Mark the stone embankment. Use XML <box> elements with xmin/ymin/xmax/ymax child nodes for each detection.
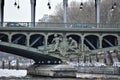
<box><xmin>77</xmin><ymin>66</ymin><xmax>120</xmax><ymax>75</ymax></box>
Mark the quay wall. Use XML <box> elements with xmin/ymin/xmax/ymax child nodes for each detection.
<box><xmin>77</xmin><ymin>66</ymin><xmax>120</xmax><ymax>75</ymax></box>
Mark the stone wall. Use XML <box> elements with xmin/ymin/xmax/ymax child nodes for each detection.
<box><xmin>77</xmin><ymin>66</ymin><xmax>120</xmax><ymax>75</ymax></box>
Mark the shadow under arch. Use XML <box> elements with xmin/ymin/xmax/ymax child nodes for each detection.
<box><xmin>12</xmin><ymin>34</ymin><xmax>26</xmax><ymax>45</ymax></box>
<box><xmin>0</xmin><ymin>33</ymin><xmax>8</xmax><ymax>42</ymax></box>
<box><xmin>102</xmin><ymin>35</ymin><xmax>118</xmax><ymax>48</ymax></box>
<box><xmin>30</xmin><ymin>34</ymin><xmax>44</xmax><ymax>48</ymax></box>
<box><xmin>84</xmin><ymin>35</ymin><xmax>99</xmax><ymax>50</ymax></box>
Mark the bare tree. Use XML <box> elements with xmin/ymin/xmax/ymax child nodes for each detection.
<box><xmin>49</xmin><ymin>0</ymin><xmax>120</xmax><ymax>23</ymax></box>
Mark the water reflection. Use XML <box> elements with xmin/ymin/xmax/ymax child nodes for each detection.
<box><xmin>0</xmin><ymin>77</ymin><xmax>119</xmax><ymax>80</ymax></box>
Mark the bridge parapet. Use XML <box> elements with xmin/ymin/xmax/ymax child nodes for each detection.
<box><xmin>0</xmin><ymin>22</ymin><xmax>120</xmax><ymax>29</ymax></box>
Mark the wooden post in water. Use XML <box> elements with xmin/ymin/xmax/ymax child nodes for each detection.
<box><xmin>83</xmin><ymin>55</ymin><xmax>86</xmax><ymax>63</ymax></box>
<box><xmin>96</xmin><ymin>53</ymin><xmax>99</xmax><ymax>62</ymax></box>
<box><xmin>8</xmin><ymin>60</ymin><xmax>11</xmax><ymax>69</ymax></box>
<box><xmin>89</xmin><ymin>55</ymin><xmax>92</xmax><ymax>63</ymax></box>
<box><xmin>107</xmin><ymin>51</ymin><xmax>113</xmax><ymax>65</ymax></box>
<box><xmin>16</xmin><ymin>59</ymin><xmax>19</xmax><ymax>70</ymax></box>
<box><xmin>103</xmin><ymin>52</ymin><xmax>107</xmax><ymax>64</ymax></box>
<box><xmin>114</xmin><ymin>49</ymin><xmax>120</xmax><ymax>62</ymax></box>
<box><xmin>2</xmin><ymin>60</ymin><xmax>5</xmax><ymax>69</ymax></box>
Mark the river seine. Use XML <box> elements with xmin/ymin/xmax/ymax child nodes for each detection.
<box><xmin>0</xmin><ymin>69</ymin><xmax>119</xmax><ymax>80</ymax></box>
<box><xmin>0</xmin><ymin>77</ymin><xmax>119</xmax><ymax>80</ymax></box>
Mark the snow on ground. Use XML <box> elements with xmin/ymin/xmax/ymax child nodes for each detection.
<box><xmin>0</xmin><ymin>69</ymin><xmax>27</xmax><ymax>77</ymax></box>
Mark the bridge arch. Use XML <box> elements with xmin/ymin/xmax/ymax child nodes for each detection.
<box><xmin>30</xmin><ymin>34</ymin><xmax>44</xmax><ymax>48</ymax></box>
<box><xmin>11</xmin><ymin>34</ymin><xmax>27</xmax><ymax>45</ymax></box>
<box><xmin>84</xmin><ymin>34</ymin><xmax>100</xmax><ymax>38</ymax></box>
<box><xmin>11</xmin><ymin>33</ymin><xmax>28</xmax><ymax>36</ymax></box>
<box><xmin>0</xmin><ymin>32</ymin><xmax>9</xmax><ymax>36</ymax></box>
<box><xmin>29</xmin><ymin>33</ymin><xmax>45</xmax><ymax>37</ymax></box>
<box><xmin>84</xmin><ymin>35</ymin><xmax>99</xmax><ymax>50</ymax></box>
<box><xmin>66</xmin><ymin>33</ymin><xmax>82</xmax><ymax>37</ymax></box>
<box><xmin>102</xmin><ymin>34</ymin><xmax>119</xmax><ymax>41</ymax></box>
<box><xmin>0</xmin><ymin>33</ymin><xmax>8</xmax><ymax>42</ymax></box>
<box><xmin>102</xmin><ymin>35</ymin><xmax>118</xmax><ymax>48</ymax></box>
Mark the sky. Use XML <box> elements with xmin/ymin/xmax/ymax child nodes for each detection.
<box><xmin>4</xmin><ymin>0</ymin><xmax>87</xmax><ymax>22</ymax></box>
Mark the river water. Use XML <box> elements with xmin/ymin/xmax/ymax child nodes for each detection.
<box><xmin>0</xmin><ymin>77</ymin><xmax>119</xmax><ymax>80</ymax></box>
<box><xmin>0</xmin><ymin>69</ymin><xmax>119</xmax><ymax>80</ymax></box>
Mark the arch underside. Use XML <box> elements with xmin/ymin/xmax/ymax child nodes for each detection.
<box><xmin>0</xmin><ymin>33</ymin><xmax>118</xmax><ymax>50</ymax></box>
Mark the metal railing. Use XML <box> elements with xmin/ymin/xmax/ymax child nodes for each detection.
<box><xmin>0</xmin><ymin>22</ymin><xmax>120</xmax><ymax>29</ymax></box>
